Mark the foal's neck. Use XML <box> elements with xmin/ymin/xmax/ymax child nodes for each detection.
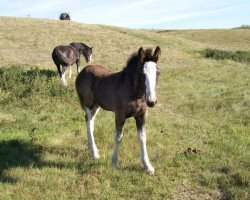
<box><xmin>121</xmin><ymin>56</ymin><xmax>146</xmax><ymax>99</ymax></box>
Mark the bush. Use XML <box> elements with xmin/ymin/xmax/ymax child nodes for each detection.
<box><xmin>201</xmin><ymin>48</ymin><xmax>250</xmax><ymax>63</ymax></box>
<box><xmin>234</xmin><ymin>25</ymin><xmax>250</xmax><ymax>29</ymax></box>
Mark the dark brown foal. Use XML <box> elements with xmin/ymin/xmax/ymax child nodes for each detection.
<box><xmin>75</xmin><ymin>46</ymin><xmax>161</xmax><ymax>174</ymax></box>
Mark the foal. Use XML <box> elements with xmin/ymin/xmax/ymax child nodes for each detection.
<box><xmin>75</xmin><ymin>46</ymin><xmax>161</xmax><ymax>174</ymax></box>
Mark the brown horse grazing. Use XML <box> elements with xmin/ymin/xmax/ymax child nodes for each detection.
<box><xmin>52</xmin><ymin>42</ymin><xmax>93</xmax><ymax>85</ymax></box>
<box><xmin>75</xmin><ymin>46</ymin><xmax>161</xmax><ymax>174</ymax></box>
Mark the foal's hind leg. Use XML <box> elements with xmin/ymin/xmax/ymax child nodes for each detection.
<box><xmin>135</xmin><ymin>115</ymin><xmax>155</xmax><ymax>174</ymax></box>
<box><xmin>112</xmin><ymin>115</ymin><xmax>125</xmax><ymax>169</ymax></box>
<box><xmin>85</xmin><ymin>105</ymin><xmax>100</xmax><ymax>159</ymax></box>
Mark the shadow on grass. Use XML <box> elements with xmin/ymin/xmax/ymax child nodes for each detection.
<box><xmin>123</xmin><ymin>164</ymin><xmax>145</xmax><ymax>173</ymax></box>
<box><xmin>0</xmin><ymin>139</ymin><xmax>79</xmax><ymax>184</ymax></box>
<box><xmin>0</xmin><ymin>140</ymin><xmax>42</xmax><ymax>183</ymax></box>
<box><xmin>0</xmin><ymin>139</ymin><xmax>146</xmax><ymax>184</ymax></box>
<box><xmin>26</xmin><ymin>68</ymin><xmax>58</xmax><ymax>78</ymax></box>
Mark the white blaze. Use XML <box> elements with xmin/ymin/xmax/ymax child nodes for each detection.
<box><xmin>143</xmin><ymin>61</ymin><xmax>157</xmax><ymax>102</ymax></box>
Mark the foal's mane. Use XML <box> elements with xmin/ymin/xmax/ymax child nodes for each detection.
<box><xmin>122</xmin><ymin>53</ymin><xmax>139</xmax><ymax>72</ymax></box>
<box><xmin>122</xmin><ymin>48</ymin><xmax>153</xmax><ymax>73</ymax></box>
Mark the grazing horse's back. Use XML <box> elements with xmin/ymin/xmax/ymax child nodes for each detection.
<box><xmin>52</xmin><ymin>45</ymin><xmax>79</xmax><ymax>66</ymax></box>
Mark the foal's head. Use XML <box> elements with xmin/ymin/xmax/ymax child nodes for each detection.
<box><xmin>138</xmin><ymin>46</ymin><xmax>161</xmax><ymax>107</ymax></box>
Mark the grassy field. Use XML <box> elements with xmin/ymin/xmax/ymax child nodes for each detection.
<box><xmin>0</xmin><ymin>17</ymin><xmax>249</xmax><ymax>199</ymax></box>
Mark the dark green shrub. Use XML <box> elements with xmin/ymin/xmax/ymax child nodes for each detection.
<box><xmin>234</xmin><ymin>25</ymin><xmax>250</xmax><ymax>29</ymax></box>
<box><xmin>201</xmin><ymin>48</ymin><xmax>250</xmax><ymax>63</ymax></box>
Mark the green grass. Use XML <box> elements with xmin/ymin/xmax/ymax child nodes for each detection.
<box><xmin>0</xmin><ymin>17</ymin><xmax>250</xmax><ymax>199</ymax></box>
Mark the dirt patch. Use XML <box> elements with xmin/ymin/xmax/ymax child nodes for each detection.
<box><xmin>173</xmin><ymin>181</ymin><xmax>222</xmax><ymax>200</ymax></box>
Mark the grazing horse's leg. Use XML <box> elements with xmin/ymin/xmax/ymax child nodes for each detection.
<box><xmin>135</xmin><ymin>115</ymin><xmax>155</xmax><ymax>174</ymax></box>
<box><xmin>85</xmin><ymin>105</ymin><xmax>100</xmax><ymax>159</ymax></box>
<box><xmin>76</xmin><ymin>59</ymin><xmax>81</xmax><ymax>74</ymax></box>
<box><xmin>61</xmin><ymin>66</ymin><xmax>67</xmax><ymax>85</ymax></box>
<box><xmin>68</xmin><ymin>65</ymin><xmax>72</xmax><ymax>78</ymax></box>
<box><xmin>112</xmin><ymin>115</ymin><xmax>125</xmax><ymax>169</ymax></box>
<box><xmin>56</xmin><ymin>63</ymin><xmax>62</xmax><ymax>80</ymax></box>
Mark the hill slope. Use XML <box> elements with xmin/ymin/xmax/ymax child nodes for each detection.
<box><xmin>1</xmin><ymin>16</ymin><xmax>250</xmax><ymax>68</ymax></box>
<box><xmin>0</xmin><ymin>17</ymin><xmax>249</xmax><ymax>199</ymax></box>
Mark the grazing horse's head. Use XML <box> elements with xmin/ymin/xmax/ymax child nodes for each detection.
<box><xmin>82</xmin><ymin>46</ymin><xmax>93</xmax><ymax>63</ymax></box>
<box><xmin>138</xmin><ymin>46</ymin><xmax>161</xmax><ymax>107</ymax></box>
<box><xmin>69</xmin><ymin>42</ymin><xmax>93</xmax><ymax>63</ymax></box>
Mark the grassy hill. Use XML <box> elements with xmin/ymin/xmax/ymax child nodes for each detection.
<box><xmin>0</xmin><ymin>17</ymin><xmax>249</xmax><ymax>199</ymax></box>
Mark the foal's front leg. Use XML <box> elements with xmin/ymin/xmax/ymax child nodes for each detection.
<box><xmin>85</xmin><ymin>106</ymin><xmax>100</xmax><ymax>159</ymax></box>
<box><xmin>135</xmin><ymin>115</ymin><xmax>155</xmax><ymax>174</ymax></box>
<box><xmin>112</xmin><ymin>115</ymin><xmax>125</xmax><ymax>169</ymax></box>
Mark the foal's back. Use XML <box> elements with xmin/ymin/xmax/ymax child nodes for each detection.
<box><xmin>76</xmin><ymin>65</ymin><xmax>118</xmax><ymax>111</ymax></box>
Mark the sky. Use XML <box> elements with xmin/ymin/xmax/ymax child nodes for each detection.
<box><xmin>0</xmin><ymin>0</ymin><xmax>249</xmax><ymax>29</ymax></box>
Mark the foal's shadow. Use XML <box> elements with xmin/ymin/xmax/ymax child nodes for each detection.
<box><xmin>123</xmin><ymin>164</ymin><xmax>145</xmax><ymax>173</ymax></box>
<box><xmin>0</xmin><ymin>139</ymin><xmax>76</xmax><ymax>183</ymax></box>
<box><xmin>0</xmin><ymin>140</ymin><xmax>42</xmax><ymax>183</ymax></box>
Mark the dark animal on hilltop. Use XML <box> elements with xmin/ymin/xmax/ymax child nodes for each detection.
<box><xmin>75</xmin><ymin>46</ymin><xmax>161</xmax><ymax>174</ymax></box>
<box><xmin>59</xmin><ymin>13</ymin><xmax>70</xmax><ymax>20</ymax></box>
<box><xmin>52</xmin><ymin>42</ymin><xmax>93</xmax><ymax>85</ymax></box>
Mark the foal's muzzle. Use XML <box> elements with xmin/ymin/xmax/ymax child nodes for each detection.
<box><xmin>147</xmin><ymin>99</ymin><xmax>157</xmax><ymax>107</ymax></box>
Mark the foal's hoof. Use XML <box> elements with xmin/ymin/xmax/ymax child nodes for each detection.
<box><xmin>112</xmin><ymin>162</ymin><xmax>121</xmax><ymax>170</ymax></box>
<box><xmin>145</xmin><ymin>166</ymin><xmax>155</xmax><ymax>175</ymax></box>
<box><xmin>93</xmin><ymin>154</ymin><xmax>100</xmax><ymax>160</ymax></box>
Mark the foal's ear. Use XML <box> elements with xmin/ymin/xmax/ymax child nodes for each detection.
<box><xmin>138</xmin><ymin>47</ymin><xmax>145</xmax><ymax>63</ymax></box>
<box><xmin>153</xmin><ymin>46</ymin><xmax>161</xmax><ymax>62</ymax></box>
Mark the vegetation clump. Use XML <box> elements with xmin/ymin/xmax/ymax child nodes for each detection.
<box><xmin>201</xmin><ymin>48</ymin><xmax>250</xmax><ymax>63</ymax></box>
<box><xmin>234</xmin><ymin>24</ymin><xmax>250</xmax><ymax>29</ymax></box>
